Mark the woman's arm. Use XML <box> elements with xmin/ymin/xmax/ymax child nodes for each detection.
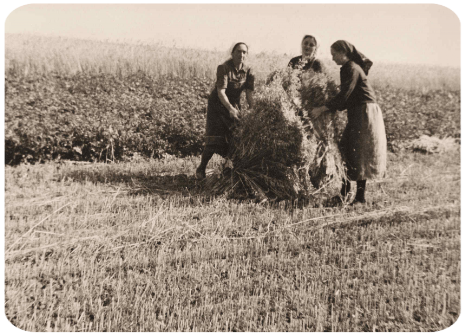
<box><xmin>215</xmin><ymin>64</ymin><xmax>239</xmax><ymax>121</ymax></box>
<box><xmin>218</xmin><ymin>88</ymin><xmax>239</xmax><ymax>121</ymax></box>
<box><xmin>309</xmin><ymin>105</ymin><xmax>329</xmax><ymax>120</ymax></box>
<box><xmin>246</xmin><ymin>89</ymin><xmax>254</xmax><ymax>108</ymax></box>
<box><xmin>325</xmin><ymin>63</ymin><xmax>359</xmax><ymax>112</ymax></box>
<box><xmin>311</xmin><ymin>64</ymin><xmax>359</xmax><ymax>120</ymax></box>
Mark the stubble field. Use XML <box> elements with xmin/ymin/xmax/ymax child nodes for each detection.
<box><xmin>4</xmin><ymin>33</ymin><xmax>461</xmax><ymax>331</ymax></box>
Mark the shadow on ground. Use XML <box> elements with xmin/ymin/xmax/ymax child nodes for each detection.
<box><xmin>58</xmin><ymin>165</ymin><xmax>206</xmax><ymax>198</ymax></box>
<box><xmin>58</xmin><ymin>164</ymin><xmax>335</xmax><ymax>208</ymax></box>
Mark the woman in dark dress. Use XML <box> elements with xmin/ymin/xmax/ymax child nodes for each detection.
<box><xmin>287</xmin><ymin>35</ymin><xmax>326</xmax><ymax>114</ymax></box>
<box><xmin>309</xmin><ymin>40</ymin><xmax>387</xmax><ymax>205</ymax></box>
<box><xmin>288</xmin><ymin>35</ymin><xmax>326</xmax><ymax>73</ymax></box>
<box><xmin>196</xmin><ymin>42</ymin><xmax>255</xmax><ymax>179</ymax></box>
<box><xmin>266</xmin><ymin>35</ymin><xmax>325</xmax><ymax>87</ymax></box>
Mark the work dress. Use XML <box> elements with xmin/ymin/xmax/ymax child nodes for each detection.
<box><xmin>288</xmin><ymin>56</ymin><xmax>325</xmax><ymax>73</ymax></box>
<box><xmin>325</xmin><ymin>60</ymin><xmax>387</xmax><ymax>181</ymax></box>
<box><xmin>205</xmin><ymin>59</ymin><xmax>255</xmax><ymax>157</ymax></box>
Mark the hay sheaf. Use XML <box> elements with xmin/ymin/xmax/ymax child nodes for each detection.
<box><xmin>206</xmin><ymin>68</ymin><xmax>347</xmax><ymax>202</ymax></box>
<box><xmin>300</xmin><ymin>71</ymin><xmax>347</xmax><ymax>189</ymax></box>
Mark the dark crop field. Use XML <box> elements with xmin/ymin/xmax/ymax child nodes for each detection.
<box><xmin>4</xmin><ymin>71</ymin><xmax>460</xmax><ymax>165</ymax></box>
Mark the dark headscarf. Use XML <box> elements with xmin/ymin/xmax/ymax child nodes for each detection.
<box><xmin>331</xmin><ymin>40</ymin><xmax>373</xmax><ymax>75</ymax></box>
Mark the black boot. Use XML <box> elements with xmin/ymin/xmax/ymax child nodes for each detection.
<box><xmin>353</xmin><ymin>180</ymin><xmax>367</xmax><ymax>204</ymax></box>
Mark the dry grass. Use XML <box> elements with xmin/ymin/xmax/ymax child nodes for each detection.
<box><xmin>4</xmin><ymin>150</ymin><xmax>460</xmax><ymax>331</ymax></box>
<box><xmin>5</xmin><ymin>33</ymin><xmax>460</xmax><ymax>91</ymax></box>
<box><xmin>206</xmin><ymin>68</ymin><xmax>347</xmax><ymax>202</ymax></box>
<box><xmin>4</xmin><ymin>32</ymin><xmax>461</xmax><ymax>332</ymax></box>
<box><xmin>4</xmin><ymin>34</ymin><xmax>284</xmax><ymax>84</ymax></box>
<box><xmin>206</xmin><ymin>78</ymin><xmax>312</xmax><ymax>201</ymax></box>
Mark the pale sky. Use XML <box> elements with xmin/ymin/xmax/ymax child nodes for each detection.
<box><xmin>3</xmin><ymin>1</ymin><xmax>463</xmax><ymax>67</ymax></box>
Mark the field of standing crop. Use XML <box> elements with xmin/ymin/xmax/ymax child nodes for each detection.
<box><xmin>5</xmin><ymin>34</ymin><xmax>460</xmax><ymax>165</ymax></box>
<box><xmin>4</xmin><ymin>34</ymin><xmax>461</xmax><ymax>332</ymax></box>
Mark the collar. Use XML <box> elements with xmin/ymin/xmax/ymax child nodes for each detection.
<box><xmin>301</xmin><ymin>55</ymin><xmax>315</xmax><ymax>62</ymax></box>
<box><xmin>340</xmin><ymin>60</ymin><xmax>353</xmax><ymax>70</ymax></box>
<box><xmin>227</xmin><ymin>59</ymin><xmax>247</xmax><ymax>73</ymax></box>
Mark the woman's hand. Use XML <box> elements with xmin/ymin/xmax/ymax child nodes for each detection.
<box><xmin>229</xmin><ymin>107</ymin><xmax>240</xmax><ymax>122</ymax></box>
<box><xmin>218</xmin><ymin>88</ymin><xmax>240</xmax><ymax>122</ymax></box>
<box><xmin>309</xmin><ymin>106</ymin><xmax>328</xmax><ymax>120</ymax></box>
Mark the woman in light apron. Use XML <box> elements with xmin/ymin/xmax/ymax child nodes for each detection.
<box><xmin>310</xmin><ymin>40</ymin><xmax>387</xmax><ymax>205</ymax></box>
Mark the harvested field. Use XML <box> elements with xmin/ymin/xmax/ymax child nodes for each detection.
<box><xmin>4</xmin><ymin>34</ymin><xmax>461</xmax><ymax>332</ymax></box>
<box><xmin>5</xmin><ymin>149</ymin><xmax>460</xmax><ymax>331</ymax></box>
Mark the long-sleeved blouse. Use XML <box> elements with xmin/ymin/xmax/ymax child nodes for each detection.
<box><xmin>325</xmin><ymin>60</ymin><xmax>376</xmax><ymax>113</ymax></box>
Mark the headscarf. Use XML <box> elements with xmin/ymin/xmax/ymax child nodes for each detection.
<box><xmin>331</xmin><ymin>40</ymin><xmax>373</xmax><ymax>75</ymax></box>
<box><xmin>225</xmin><ymin>42</ymin><xmax>249</xmax><ymax>63</ymax></box>
<box><xmin>230</xmin><ymin>42</ymin><xmax>249</xmax><ymax>55</ymax></box>
<box><xmin>301</xmin><ymin>34</ymin><xmax>319</xmax><ymax>61</ymax></box>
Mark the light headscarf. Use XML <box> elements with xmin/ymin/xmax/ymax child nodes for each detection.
<box><xmin>331</xmin><ymin>40</ymin><xmax>373</xmax><ymax>75</ymax></box>
<box><xmin>301</xmin><ymin>35</ymin><xmax>319</xmax><ymax>60</ymax></box>
<box><xmin>228</xmin><ymin>42</ymin><xmax>249</xmax><ymax>57</ymax></box>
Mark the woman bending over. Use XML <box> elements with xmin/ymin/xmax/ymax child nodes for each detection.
<box><xmin>310</xmin><ymin>40</ymin><xmax>386</xmax><ymax>205</ymax></box>
<box><xmin>196</xmin><ymin>42</ymin><xmax>255</xmax><ymax>179</ymax></box>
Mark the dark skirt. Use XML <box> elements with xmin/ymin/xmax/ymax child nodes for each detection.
<box><xmin>339</xmin><ymin>103</ymin><xmax>387</xmax><ymax>181</ymax></box>
<box><xmin>204</xmin><ymin>98</ymin><xmax>237</xmax><ymax>157</ymax></box>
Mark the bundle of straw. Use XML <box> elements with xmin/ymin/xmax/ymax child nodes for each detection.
<box><xmin>300</xmin><ymin>70</ymin><xmax>347</xmax><ymax>189</ymax></box>
<box><xmin>206</xmin><ymin>68</ymin><xmax>346</xmax><ymax>202</ymax></box>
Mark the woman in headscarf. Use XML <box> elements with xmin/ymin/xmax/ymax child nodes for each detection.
<box><xmin>309</xmin><ymin>40</ymin><xmax>386</xmax><ymax>205</ymax></box>
<box><xmin>288</xmin><ymin>34</ymin><xmax>326</xmax><ymax>73</ymax></box>
<box><xmin>285</xmin><ymin>35</ymin><xmax>326</xmax><ymax>116</ymax></box>
<box><xmin>195</xmin><ymin>42</ymin><xmax>255</xmax><ymax>179</ymax></box>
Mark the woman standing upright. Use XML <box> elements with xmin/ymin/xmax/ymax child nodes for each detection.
<box><xmin>288</xmin><ymin>35</ymin><xmax>326</xmax><ymax>73</ymax></box>
<box><xmin>286</xmin><ymin>35</ymin><xmax>326</xmax><ymax>116</ymax></box>
<box><xmin>309</xmin><ymin>40</ymin><xmax>387</xmax><ymax>205</ymax></box>
<box><xmin>196</xmin><ymin>42</ymin><xmax>255</xmax><ymax>179</ymax></box>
